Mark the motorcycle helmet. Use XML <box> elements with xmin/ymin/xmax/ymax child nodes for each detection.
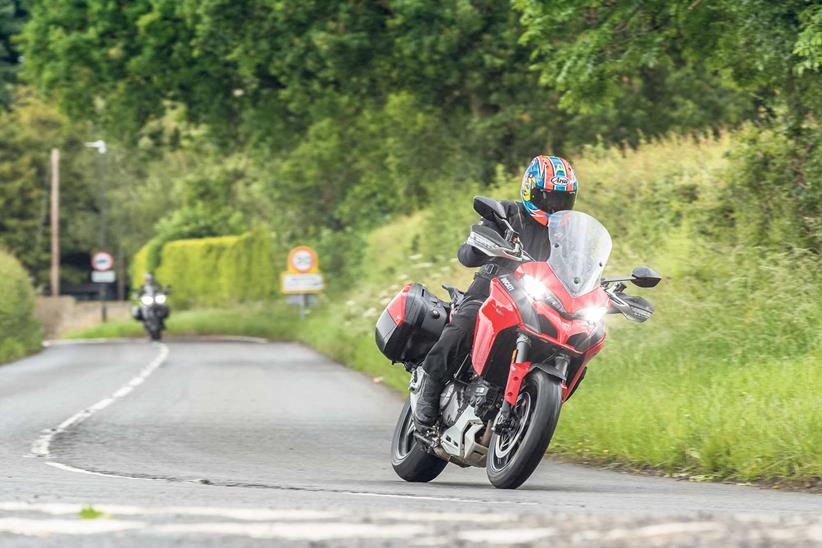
<box><xmin>520</xmin><ymin>155</ymin><xmax>578</xmax><ymax>226</ymax></box>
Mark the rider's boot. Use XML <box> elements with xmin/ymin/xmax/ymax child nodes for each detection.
<box><xmin>412</xmin><ymin>372</ymin><xmax>443</xmax><ymax>429</ymax></box>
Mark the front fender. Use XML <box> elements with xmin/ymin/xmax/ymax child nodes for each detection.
<box><xmin>529</xmin><ymin>359</ymin><xmax>568</xmax><ymax>383</ymax></box>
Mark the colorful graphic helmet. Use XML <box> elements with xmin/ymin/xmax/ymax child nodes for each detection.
<box><xmin>520</xmin><ymin>155</ymin><xmax>578</xmax><ymax>226</ymax></box>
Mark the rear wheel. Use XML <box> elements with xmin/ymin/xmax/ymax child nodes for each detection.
<box><xmin>391</xmin><ymin>399</ymin><xmax>448</xmax><ymax>482</ymax></box>
<box><xmin>487</xmin><ymin>370</ymin><xmax>561</xmax><ymax>489</ymax></box>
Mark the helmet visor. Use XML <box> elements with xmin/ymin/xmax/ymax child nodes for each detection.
<box><xmin>531</xmin><ymin>189</ymin><xmax>576</xmax><ymax>214</ymax></box>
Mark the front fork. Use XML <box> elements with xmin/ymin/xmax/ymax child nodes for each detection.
<box><xmin>493</xmin><ymin>335</ymin><xmax>531</xmax><ymax>434</ymax></box>
<box><xmin>494</xmin><ymin>333</ymin><xmax>569</xmax><ymax>434</ymax></box>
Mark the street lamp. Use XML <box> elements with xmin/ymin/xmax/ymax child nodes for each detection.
<box><xmin>84</xmin><ymin>140</ymin><xmax>107</xmax><ymax>154</ymax></box>
<box><xmin>85</xmin><ymin>139</ymin><xmax>108</xmax><ymax>321</ymax></box>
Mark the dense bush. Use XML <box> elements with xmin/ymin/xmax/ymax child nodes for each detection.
<box><xmin>0</xmin><ymin>250</ymin><xmax>42</xmax><ymax>363</ymax></box>
<box><xmin>148</xmin><ymin>231</ymin><xmax>276</xmax><ymax>308</ymax></box>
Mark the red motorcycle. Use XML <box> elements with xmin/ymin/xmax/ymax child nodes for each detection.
<box><xmin>375</xmin><ymin>197</ymin><xmax>660</xmax><ymax>489</ymax></box>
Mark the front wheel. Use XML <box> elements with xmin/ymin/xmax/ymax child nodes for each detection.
<box><xmin>487</xmin><ymin>370</ymin><xmax>561</xmax><ymax>489</ymax></box>
<box><xmin>391</xmin><ymin>399</ymin><xmax>448</xmax><ymax>482</ymax></box>
<box><xmin>145</xmin><ymin>321</ymin><xmax>162</xmax><ymax>341</ymax></box>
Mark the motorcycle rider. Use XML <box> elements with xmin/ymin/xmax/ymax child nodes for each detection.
<box><xmin>413</xmin><ymin>155</ymin><xmax>579</xmax><ymax>427</ymax></box>
<box><xmin>138</xmin><ymin>272</ymin><xmax>161</xmax><ymax>296</ymax></box>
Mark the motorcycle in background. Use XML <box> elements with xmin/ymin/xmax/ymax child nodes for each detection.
<box><xmin>132</xmin><ymin>286</ymin><xmax>170</xmax><ymax>341</ymax></box>
<box><xmin>375</xmin><ymin>196</ymin><xmax>661</xmax><ymax>489</ymax></box>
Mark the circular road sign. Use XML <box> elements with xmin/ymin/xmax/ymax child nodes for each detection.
<box><xmin>91</xmin><ymin>251</ymin><xmax>114</xmax><ymax>272</ymax></box>
<box><xmin>287</xmin><ymin>246</ymin><xmax>318</xmax><ymax>273</ymax></box>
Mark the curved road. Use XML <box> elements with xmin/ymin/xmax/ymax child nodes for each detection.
<box><xmin>0</xmin><ymin>340</ymin><xmax>818</xmax><ymax>546</ymax></box>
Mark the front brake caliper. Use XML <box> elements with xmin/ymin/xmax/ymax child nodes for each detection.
<box><xmin>492</xmin><ymin>401</ymin><xmax>517</xmax><ymax>435</ymax></box>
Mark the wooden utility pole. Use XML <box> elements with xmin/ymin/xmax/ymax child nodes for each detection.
<box><xmin>50</xmin><ymin>148</ymin><xmax>60</xmax><ymax>297</ymax></box>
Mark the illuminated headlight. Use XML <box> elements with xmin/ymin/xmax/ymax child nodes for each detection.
<box><xmin>577</xmin><ymin>306</ymin><xmax>607</xmax><ymax>323</ymax></box>
<box><xmin>140</xmin><ymin>295</ymin><xmax>154</xmax><ymax>306</ymax></box>
<box><xmin>521</xmin><ymin>275</ymin><xmax>550</xmax><ymax>301</ymax></box>
<box><xmin>155</xmin><ymin>294</ymin><xmax>167</xmax><ymax>305</ymax></box>
<box><xmin>520</xmin><ymin>274</ymin><xmax>567</xmax><ymax>314</ymax></box>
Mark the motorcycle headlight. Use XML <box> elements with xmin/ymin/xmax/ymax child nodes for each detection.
<box><xmin>140</xmin><ymin>295</ymin><xmax>154</xmax><ymax>306</ymax></box>
<box><xmin>155</xmin><ymin>294</ymin><xmax>167</xmax><ymax>305</ymax></box>
<box><xmin>521</xmin><ymin>275</ymin><xmax>550</xmax><ymax>301</ymax></box>
<box><xmin>576</xmin><ymin>306</ymin><xmax>607</xmax><ymax>324</ymax></box>
<box><xmin>521</xmin><ymin>275</ymin><xmax>566</xmax><ymax>313</ymax></box>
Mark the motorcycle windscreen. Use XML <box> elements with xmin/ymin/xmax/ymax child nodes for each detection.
<box><xmin>547</xmin><ymin>210</ymin><xmax>612</xmax><ymax>297</ymax></box>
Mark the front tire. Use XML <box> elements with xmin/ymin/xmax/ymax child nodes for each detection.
<box><xmin>487</xmin><ymin>370</ymin><xmax>561</xmax><ymax>489</ymax></box>
<box><xmin>145</xmin><ymin>321</ymin><xmax>162</xmax><ymax>341</ymax></box>
<box><xmin>391</xmin><ymin>399</ymin><xmax>448</xmax><ymax>482</ymax></box>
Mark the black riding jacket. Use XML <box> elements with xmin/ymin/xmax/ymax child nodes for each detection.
<box><xmin>458</xmin><ymin>200</ymin><xmax>551</xmax><ymax>297</ymax></box>
<box><xmin>138</xmin><ymin>282</ymin><xmax>162</xmax><ymax>296</ymax></box>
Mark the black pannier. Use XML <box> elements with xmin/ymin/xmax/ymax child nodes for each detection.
<box><xmin>375</xmin><ymin>283</ymin><xmax>449</xmax><ymax>363</ymax></box>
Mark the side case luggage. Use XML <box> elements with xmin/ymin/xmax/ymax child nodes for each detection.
<box><xmin>375</xmin><ymin>283</ymin><xmax>449</xmax><ymax>364</ymax></box>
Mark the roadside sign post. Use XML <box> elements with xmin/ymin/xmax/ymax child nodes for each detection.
<box><xmin>91</xmin><ymin>251</ymin><xmax>114</xmax><ymax>322</ymax></box>
<box><xmin>281</xmin><ymin>246</ymin><xmax>323</xmax><ymax>318</ymax></box>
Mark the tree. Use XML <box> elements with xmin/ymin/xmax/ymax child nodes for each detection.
<box><xmin>513</xmin><ymin>0</ymin><xmax>822</xmax><ymax>133</ymax></box>
<box><xmin>0</xmin><ymin>90</ymin><xmax>97</xmax><ymax>287</ymax></box>
<box><xmin>0</xmin><ymin>0</ymin><xmax>25</xmax><ymax>107</ymax></box>
<box><xmin>20</xmin><ymin>0</ymin><xmax>789</xmax><ymax>242</ymax></box>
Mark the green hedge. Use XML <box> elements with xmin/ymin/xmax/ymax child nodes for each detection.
<box><xmin>130</xmin><ymin>244</ymin><xmax>150</xmax><ymax>289</ymax></box>
<box><xmin>138</xmin><ymin>231</ymin><xmax>276</xmax><ymax>308</ymax></box>
<box><xmin>0</xmin><ymin>250</ymin><xmax>42</xmax><ymax>363</ymax></box>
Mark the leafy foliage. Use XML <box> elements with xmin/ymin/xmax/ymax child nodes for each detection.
<box><xmin>0</xmin><ymin>249</ymin><xmax>41</xmax><ymax>362</ymax></box>
<box><xmin>514</xmin><ymin>1</ymin><xmax>822</xmax><ymax>235</ymax></box>
<box><xmin>17</xmin><ymin>0</ymin><xmax>768</xmax><ymax>245</ymax></box>
<box><xmin>0</xmin><ymin>0</ymin><xmax>24</xmax><ymax>107</ymax></box>
<box><xmin>515</xmin><ymin>0</ymin><xmax>822</xmax><ymax>121</ymax></box>
<box><xmin>0</xmin><ymin>90</ymin><xmax>98</xmax><ymax>288</ymax></box>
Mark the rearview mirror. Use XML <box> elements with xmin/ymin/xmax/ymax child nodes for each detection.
<box><xmin>473</xmin><ymin>196</ymin><xmax>507</xmax><ymax>222</ymax></box>
<box><xmin>631</xmin><ymin>266</ymin><xmax>661</xmax><ymax>288</ymax></box>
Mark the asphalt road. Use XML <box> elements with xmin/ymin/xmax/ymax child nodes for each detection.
<box><xmin>0</xmin><ymin>340</ymin><xmax>819</xmax><ymax>546</ymax></box>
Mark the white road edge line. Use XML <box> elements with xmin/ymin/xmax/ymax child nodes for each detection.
<box><xmin>31</xmin><ymin>343</ymin><xmax>169</xmax><ymax>459</ymax></box>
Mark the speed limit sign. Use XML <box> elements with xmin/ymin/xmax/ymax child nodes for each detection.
<box><xmin>287</xmin><ymin>246</ymin><xmax>318</xmax><ymax>274</ymax></box>
<box><xmin>91</xmin><ymin>251</ymin><xmax>114</xmax><ymax>272</ymax></box>
<box><xmin>282</xmin><ymin>246</ymin><xmax>323</xmax><ymax>297</ymax></box>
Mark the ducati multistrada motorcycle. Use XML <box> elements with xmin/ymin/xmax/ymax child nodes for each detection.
<box><xmin>375</xmin><ymin>196</ymin><xmax>661</xmax><ymax>489</ymax></box>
